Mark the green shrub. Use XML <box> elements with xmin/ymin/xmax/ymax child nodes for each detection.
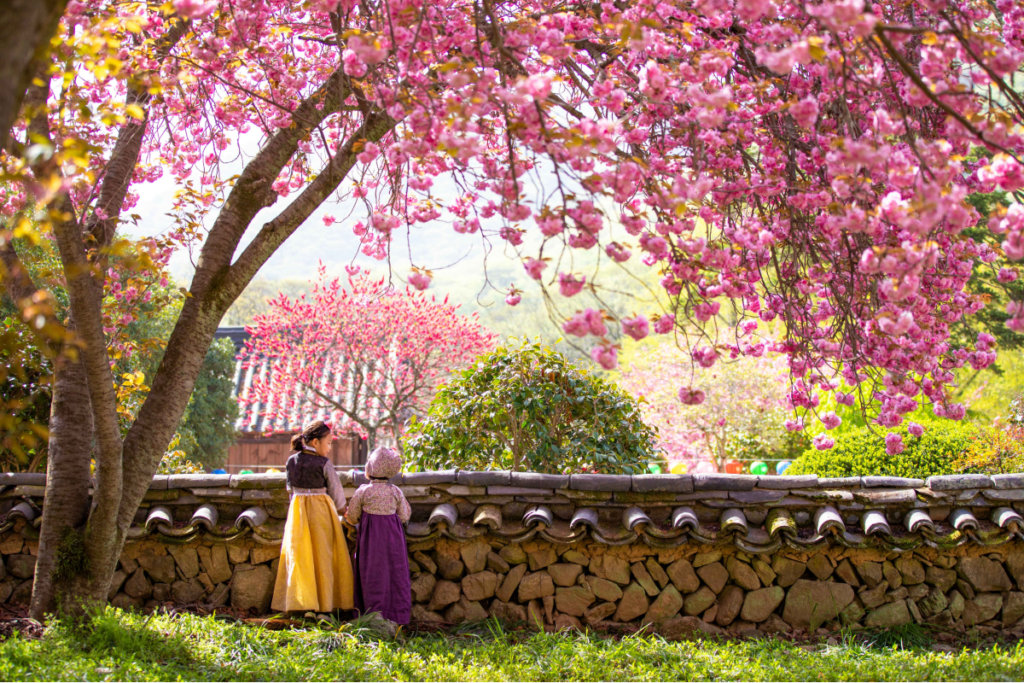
<box><xmin>404</xmin><ymin>338</ymin><xmax>658</xmax><ymax>474</ymax></box>
<box><xmin>786</xmin><ymin>419</ymin><xmax>978</xmax><ymax>479</ymax></box>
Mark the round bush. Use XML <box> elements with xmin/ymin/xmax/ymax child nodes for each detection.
<box><xmin>403</xmin><ymin>338</ymin><xmax>658</xmax><ymax>474</ymax></box>
<box><xmin>786</xmin><ymin>420</ymin><xmax>977</xmax><ymax>479</ymax></box>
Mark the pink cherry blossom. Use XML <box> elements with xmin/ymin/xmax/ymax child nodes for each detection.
<box><xmin>885</xmin><ymin>432</ymin><xmax>905</xmax><ymax>455</ymax></box>
<box><xmin>813</xmin><ymin>434</ymin><xmax>835</xmax><ymax>451</ymax></box>
<box><xmin>558</xmin><ymin>273</ymin><xmax>585</xmax><ymax>297</ymax></box>
<box><xmin>820</xmin><ymin>411</ymin><xmax>842</xmax><ymax>430</ymax></box>
<box><xmin>621</xmin><ymin>315</ymin><xmax>650</xmax><ymax>341</ymax></box>
<box><xmin>907</xmin><ymin>422</ymin><xmax>924</xmax><ymax>438</ymax></box>
<box><xmin>590</xmin><ymin>345</ymin><xmax>618</xmax><ymax>370</ymax></box>
<box><xmin>408</xmin><ymin>271</ymin><xmax>431</xmax><ymax>291</ymax></box>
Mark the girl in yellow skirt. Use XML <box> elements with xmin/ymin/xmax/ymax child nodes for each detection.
<box><xmin>271</xmin><ymin>420</ymin><xmax>355</xmax><ymax>613</ymax></box>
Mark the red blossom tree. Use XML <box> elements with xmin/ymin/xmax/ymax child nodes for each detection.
<box><xmin>0</xmin><ymin>0</ymin><xmax>1023</xmax><ymax>617</ymax></box>
<box><xmin>239</xmin><ymin>269</ymin><xmax>496</xmax><ymax>451</ymax></box>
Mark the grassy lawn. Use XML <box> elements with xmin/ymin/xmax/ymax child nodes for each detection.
<box><xmin>0</xmin><ymin>608</ymin><xmax>1022</xmax><ymax>681</ymax></box>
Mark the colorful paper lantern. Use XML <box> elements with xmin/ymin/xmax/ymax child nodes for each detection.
<box><xmin>649</xmin><ymin>463</ymin><xmax>662</xmax><ymax>474</ymax></box>
<box><xmin>239</xmin><ymin>469</ymin><xmax>254</xmax><ymax>475</ymax></box>
<box><xmin>724</xmin><ymin>460</ymin><xmax>743</xmax><ymax>474</ymax></box>
<box><xmin>212</xmin><ymin>468</ymin><xmax>227</xmax><ymax>474</ymax></box>
<box><xmin>751</xmin><ymin>461</ymin><xmax>769</xmax><ymax>476</ymax></box>
<box><xmin>266</xmin><ymin>468</ymin><xmax>281</xmax><ymax>474</ymax></box>
<box><xmin>670</xmin><ymin>461</ymin><xmax>688</xmax><ymax>475</ymax></box>
<box><xmin>693</xmin><ymin>460</ymin><xmax>717</xmax><ymax>474</ymax></box>
<box><xmin>777</xmin><ymin>460</ymin><xmax>792</xmax><ymax>475</ymax></box>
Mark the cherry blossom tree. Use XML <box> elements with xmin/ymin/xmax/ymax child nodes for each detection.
<box><xmin>239</xmin><ymin>269</ymin><xmax>495</xmax><ymax>451</ymax></box>
<box><xmin>619</xmin><ymin>337</ymin><xmax>795</xmax><ymax>472</ymax></box>
<box><xmin>0</xmin><ymin>0</ymin><xmax>1022</xmax><ymax>617</ymax></box>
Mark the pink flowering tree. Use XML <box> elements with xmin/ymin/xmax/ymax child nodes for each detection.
<box><xmin>239</xmin><ymin>269</ymin><xmax>495</xmax><ymax>451</ymax></box>
<box><xmin>2</xmin><ymin>0</ymin><xmax>1024</xmax><ymax>617</ymax></box>
<box><xmin>619</xmin><ymin>337</ymin><xmax>796</xmax><ymax>472</ymax></box>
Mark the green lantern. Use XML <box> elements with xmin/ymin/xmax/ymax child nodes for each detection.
<box><xmin>239</xmin><ymin>469</ymin><xmax>254</xmax><ymax>475</ymax></box>
<box><xmin>750</xmin><ymin>461</ymin><xmax>769</xmax><ymax>476</ymax></box>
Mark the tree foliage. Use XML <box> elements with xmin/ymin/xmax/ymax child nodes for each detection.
<box><xmin>241</xmin><ymin>269</ymin><xmax>494</xmax><ymax>449</ymax></box>
<box><xmin>405</xmin><ymin>339</ymin><xmax>658</xmax><ymax>474</ymax></box>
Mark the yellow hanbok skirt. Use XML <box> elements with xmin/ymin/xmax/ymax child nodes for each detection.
<box><xmin>271</xmin><ymin>493</ymin><xmax>354</xmax><ymax>612</ymax></box>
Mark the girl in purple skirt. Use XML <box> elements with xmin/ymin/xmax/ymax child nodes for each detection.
<box><xmin>345</xmin><ymin>446</ymin><xmax>412</xmax><ymax>624</ymax></box>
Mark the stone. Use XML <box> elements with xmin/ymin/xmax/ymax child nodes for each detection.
<box><xmin>835</xmin><ymin>560</ymin><xmax>860</xmax><ymax>587</ymax></box>
<box><xmin>489</xmin><ymin>600</ymin><xmax>527</xmax><ymax>623</ymax></box>
<box><xmin>108</xmin><ymin>570</ymin><xmax>128</xmax><ymax>601</ymax></box>
<box><xmin>119</xmin><ymin>550</ymin><xmax>139</xmax><ymax>575</ymax></box>
<box><xmin>111</xmin><ymin>593</ymin><xmax>143</xmax><ymax>611</ymax></box>
<box><xmin>896</xmin><ymin>557</ymin><xmax>925</xmax><ymax>585</ymax></box>
<box><xmin>525</xmin><ymin>599</ymin><xmax>544</xmax><ymax>628</ymax></box>
<box><xmin>646</xmin><ymin>558</ymin><xmax>670</xmax><ymax>589</ymax></box>
<box><xmin>840</xmin><ymin>602</ymin><xmax>865</xmax><ymax>626</ymax></box>
<box><xmin>614</xmin><ymin>582</ymin><xmax>650</xmax><ymax>622</ymax></box>
<box><xmin>865</xmin><ymin>601</ymin><xmax>912</xmax><ymax>629</ymax></box>
<box><xmin>555</xmin><ymin>585</ymin><xmax>596</xmax><ymax>617</ymax></box>
<box><xmin>741</xmin><ymin>587</ymin><xmax>785</xmax><ymax>623</ymax></box>
<box><xmin>487</xmin><ymin>552</ymin><xmax>510</xmax><ymax>574</ymax></box>
<box><xmin>949</xmin><ymin>590</ymin><xmax>965</xmax><ymax>619</ymax></box>
<box><xmin>6</xmin><ymin>554</ymin><xmax>35</xmax><ymax>580</ymax></box>
<box><xmin>806</xmin><ymin>555</ymin><xmax>834</xmax><ymax>581</ymax></box>
<box><xmin>411</xmin><ymin>605</ymin><xmax>446</xmax><ymax>623</ymax></box>
<box><xmin>1006</xmin><ymin>554</ymin><xmax>1024</xmax><ymax>590</ymax></box>
<box><xmin>548</xmin><ymin>563</ymin><xmax>583</xmax><ymax>587</ymax></box>
<box><xmin>499</xmin><ymin>545</ymin><xmax>527</xmax><ymax>566</ymax></box>
<box><xmin>591</xmin><ymin>555</ymin><xmax>631</xmax><ymax>585</ymax></box>
<box><xmin>886</xmin><ymin>587</ymin><xmax>909</xmax><ymax>603</ymax></box>
<box><xmin>1002</xmin><ymin>592</ymin><xmax>1024</xmax><ymax>627</ymax></box>
<box><xmin>518</xmin><ymin>571</ymin><xmax>555</xmax><ymax>602</ymax></box>
<box><xmin>446</xmin><ymin>596</ymin><xmax>489</xmax><ymax>624</ymax></box>
<box><xmin>927</xmin><ymin>610</ymin><xmax>955</xmax><ymax>629</ymax></box>
<box><xmin>462</xmin><ymin>571</ymin><xmax>498</xmax><ymax>602</ymax></box>
<box><xmin>585</xmin><ymin>601</ymin><xmax>618</xmax><ymax>626</ymax></box>
<box><xmin>645</xmin><ymin>585</ymin><xmax>684</xmax><ymax>624</ymax></box>
<box><xmin>659</xmin><ymin>616</ymin><xmax>725</xmax><ymax>640</ymax></box>
<box><xmin>168</xmin><ymin>546</ymin><xmax>200</xmax><ymax>579</ymax></box>
<box><xmin>782</xmin><ymin>580</ymin><xmax>855</xmax><ymax>630</ymax></box>
<box><xmin>413</xmin><ymin>551</ymin><xmax>437</xmax><ymax>575</ymax></box>
<box><xmin>918</xmin><ymin>587</ymin><xmax>949</xmax><ymax>618</ymax></box>
<box><xmin>907</xmin><ymin>584</ymin><xmax>930</xmax><ymax>601</ymax></box>
<box><xmin>428</xmin><ymin>580</ymin><xmax>461</xmax><ymax>611</ymax></box>
<box><xmin>230</xmin><ymin>565</ymin><xmax>275</xmax><ymax>613</ymax></box>
<box><xmin>124</xmin><ymin>568</ymin><xmax>153</xmax><ymax>599</ymax></box>
<box><xmin>957</xmin><ymin>557</ymin><xmax>1012</xmax><ymax>593</ymax></box>
<box><xmin>587</xmin><ymin>576</ymin><xmax>623</xmax><ymax>603</ymax></box>
<box><xmin>683</xmin><ymin>586</ymin><xmax>717</xmax><ymax>616</ymax></box>
<box><xmin>700</xmin><ymin>604</ymin><xmax>717</xmax><ymax>623</ymax></box>
<box><xmin>496</xmin><ymin>564</ymin><xmax>528</xmax><ymax>603</ymax></box>
<box><xmin>697</xmin><ymin>562</ymin><xmax>729</xmax><ymax>594</ymax></box>
<box><xmin>411</xmin><ymin>574</ymin><xmax>437</xmax><ymax>603</ymax></box>
<box><xmin>715</xmin><ymin>585</ymin><xmax>744</xmax><ymax>626</ymax></box>
<box><xmin>692</xmin><ymin>550</ymin><xmax>722</xmax><ymax>568</ymax></box>
<box><xmin>957</xmin><ymin>579</ymin><xmax>976</xmax><ymax>600</ymax></box>
<box><xmin>727</xmin><ymin>557</ymin><xmax>761</xmax><ymax>590</ymax></box>
<box><xmin>207</xmin><ymin>583</ymin><xmax>230</xmax><ymax>607</ymax></box>
<box><xmin>435</xmin><ymin>554</ymin><xmax>465</xmax><ymax>581</ymax></box>
<box><xmin>543</xmin><ymin>595</ymin><xmax>555</xmax><ymax>623</ymax></box>
<box><xmin>197</xmin><ymin>545</ymin><xmax>232</xmax><ymax>585</ymax></box>
<box><xmin>761</xmin><ymin>614</ymin><xmax>791</xmax><ymax>634</ymax></box>
<box><xmin>0</xmin><ymin>536</ymin><xmax>24</xmax><ymax>555</ymax></box>
<box><xmin>631</xmin><ymin>562</ymin><xmax>659</xmax><ymax>597</ymax></box>
<box><xmin>152</xmin><ymin>583</ymin><xmax>171</xmax><ymax>602</ymax></box>
<box><xmin>753</xmin><ymin>559</ymin><xmax>777</xmax><ymax>587</ymax></box>
<box><xmin>139</xmin><ymin>554</ymin><xmax>177</xmax><ymax>584</ymax></box>
<box><xmin>249</xmin><ymin>544</ymin><xmax>280</xmax><ymax>566</ymax></box>
<box><xmin>772</xmin><ymin>556</ymin><xmax>807</xmax><ymax>588</ymax></box>
<box><xmin>553</xmin><ymin>614</ymin><xmax>582</xmax><ymax>631</ymax></box>
<box><xmin>859</xmin><ymin>582</ymin><xmax>889</xmax><ymax>610</ymax></box>
<box><xmin>562</xmin><ymin>550</ymin><xmax>590</xmax><ymax>567</ymax></box>
<box><xmin>172</xmin><ymin>578</ymin><xmax>206</xmax><ymax>604</ymax></box>
<box><xmin>856</xmin><ymin>561</ymin><xmax>884</xmax><ymax>589</ymax></box>
<box><xmin>882</xmin><ymin>561</ymin><xmax>903</xmax><ymax>590</ymax></box>
<box><xmin>963</xmin><ymin>594</ymin><xmax>1003</xmax><ymax>627</ymax></box>
<box><xmin>526</xmin><ymin>548</ymin><xmax>558</xmax><ymax>572</ymax></box>
<box><xmin>226</xmin><ymin>543</ymin><xmax>250</xmax><ymax>565</ymax></box>
<box><xmin>925</xmin><ymin>567</ymin><xmax>957</xmax><ymax>593</ymax></box>
<box><xmin>667</xmin><ymin>559</ymin><xmax>700</xmax><ymax>594</ymax></box>
<box><xmin>460</xmin><ymin>542</ymin><xmax>490</xmax><ymax>574</ymax></box>
<box><xmin>907</xmin><ymin>598</ymin><xmax>923</xmax><ymax>623</ymax></box>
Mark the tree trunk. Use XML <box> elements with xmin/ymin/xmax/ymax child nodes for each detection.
<box><xmin>28</xmin><ymin>330</ymin><xmax>94</xmax><ymax>620</ymax></box>
<box><xmin>0</xmin><ymin>0</ymin><xmax>67</xmax><ymax>150</ymax></box>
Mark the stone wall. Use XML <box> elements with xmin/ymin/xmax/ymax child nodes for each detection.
<box><xmin>4</xmin><ymin>470</ymin><xmax>1024</xmax><ymax>637</ymax></box>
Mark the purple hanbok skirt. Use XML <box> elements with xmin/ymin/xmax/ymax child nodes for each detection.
<box><xmin>353</xmin><ymin>512</ymin><xmax>412</xmax><ymax>624</ymax></box>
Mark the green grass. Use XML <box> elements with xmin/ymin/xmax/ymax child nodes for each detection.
<box><xmin>0</xmin><ymin>608</ymin><xmax>1022</xmax><ymax>681</ymax></box>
